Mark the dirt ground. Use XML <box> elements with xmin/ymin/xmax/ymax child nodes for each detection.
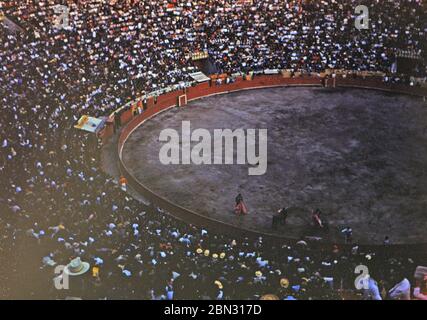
<box><xmin>121</xmin><ymin>87</ymin><xmax>427</xmax><ymax>244</ymax></box>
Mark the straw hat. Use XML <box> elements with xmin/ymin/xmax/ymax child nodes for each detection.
<box><xmin>280</xmin><ymin>278</ymin><xmax>290</xmax><ymax>288</ymax></box>
<box><xmin>260</xmin><ymin>294</ymin><xmax>279</xmax><ymax>300</ymax></box>
<box><xmin>64</xmin><ymin>257</ymin><xmax>90</xmax><ymax>276</ymax></box>
<box><xmin>214</xmin><ymin>280</ymin><xmax>223</xmax><ymax>289</ymax></box>
<box><xmin>204</xmin><ymin>249</ymin><xmax>210</xmax><ymax>257</ymax></box>
<box><xmin>196</xmin><ymin>248</ymin><xmax>203</xmax><ymax>254</ymax></box>
<box><xmin>219</xmin><ymin>252</ymin><xmax>226</xmax><ymax>259</ymax></box>
<box><xmin>255</xmin><ymin>271</ymin><xmax>263</xmax><ymax>277</ymax></box>
<box><xmin>212</xmin><ymin>253</ymin><xmax>218</xmax><ymax>259</ymax></box>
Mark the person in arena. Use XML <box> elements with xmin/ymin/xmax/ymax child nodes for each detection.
<box><xmin>341</xmin><ymin>227</ymin><xmax>353</xmax><ymax>244</ymax></box>
<box><xmin>272</xmin><ymin>207</ymin><xmax>288</xmax><ymax>229</ymax></box>
<box><xmin>234</xmin><ymin>193</ymin><xmax>248</xmax><ymax>215</ymax></box>
<box><xmin>312</xmin><ymin>209</ymin><xmax>324</xmax><ymax>228</ymax></box>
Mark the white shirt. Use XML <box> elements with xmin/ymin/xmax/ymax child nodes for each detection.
<box><xmin>363</xmin><ymin>278</ymin><xmax>382</xmax><ymax>300</ymax></box>
<box><xmin>389</xmin><ymin>278</ymin><xmax>411</xmax><ymax>300</ymax></box>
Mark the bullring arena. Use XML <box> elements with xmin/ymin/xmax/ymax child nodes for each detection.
<box><xmin>103</xmin><ymin>74</ymin><xmax>427</xmax><ymax>246</ymax></box>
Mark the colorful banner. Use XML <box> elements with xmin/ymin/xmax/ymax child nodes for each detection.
<box><xmin>74</xmin><ymin>116</ymin><xmax>106</xmax><ymax>134</ymax></box>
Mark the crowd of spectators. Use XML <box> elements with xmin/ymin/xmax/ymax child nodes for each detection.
<box><xmin>0</xmin><ymin>0</ymin><xmax>426</xmax><ymax>299</ymax></box>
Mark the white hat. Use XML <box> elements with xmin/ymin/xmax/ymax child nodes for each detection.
<box><xmin>64</xmin><ymin>257</ymin><xmax>90</xmax><ymax>276</ymax></box>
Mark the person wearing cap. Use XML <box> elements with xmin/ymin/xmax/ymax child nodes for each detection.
<box><xmin>278</xmin><ymin>277</ymin><xmax>291</xmax><ymax>298</ymax></box>
<box><xmin>341</xmin><ymin>227</ymin><xmax>353</xmax><ymax>244</ymax></box>
<box><xmin>64</xmin><ymin>257</ymin><xmax>90</xmax><ymax>277</ymax></box>
<box><xmin>59</xmin><ymin>257</ymin><xmax>91</xmax><ymax>299</ymax></box>
<box><xmin>214</xmin><ymin>280</ymin><xmax>224</xmax><ymax>300</ymax></box>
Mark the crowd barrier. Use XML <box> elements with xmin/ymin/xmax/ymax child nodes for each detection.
<box><xmin>106</xmin><ymin>73</ymin><xmax>427</xmax><ymax>253</ymax></box>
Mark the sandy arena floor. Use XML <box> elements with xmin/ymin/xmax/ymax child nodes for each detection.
<box><xmin>121</xmin><ymin>87</ymin><xmax>427</xmax><ymax>244</ymax></box>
